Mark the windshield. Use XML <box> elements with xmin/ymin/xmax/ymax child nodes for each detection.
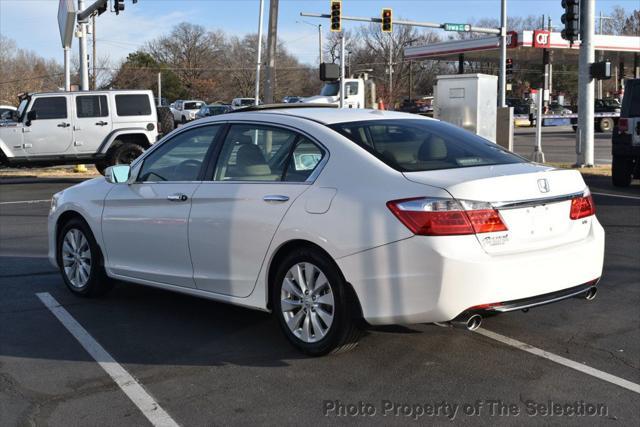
<box><xmin>603</xmin><ymin>99</ymin><xmax>620</xmax><ymax>107</ymax></box>
<box><xmin>329</xmin><ymin>119</ymin><xmax>526</xmax><ymax>172</ymax></box>
<box><xmin>16</xmin><ymin>98</ymin><xmax>29</xmax><ymax>121</ymax></box>
<box><xmin>184</xmin><ymin>102</ymin><xmax>203</xmax><ymax>110</ymax></box>
<box><xmin>320</xmin><ymin>82</ymin><xmax>340</xmax><ymax>96</ymax></box>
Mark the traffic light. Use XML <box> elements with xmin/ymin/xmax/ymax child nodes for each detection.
<box><xmin>506</xmin><ymin>58</ymin><xmax>513</xmax><ymax>81</ymax></box>
<box><xmin>330</xmin><ymin>1</ymin><xmax>341</xmax><ymax>32</ymax></box>
<box><xmin>97</xmin><ymin>1</ymin><xmax>107</xmax><ymax>16</ymax></box>
<box><xmin>381</xmin><ymin>8</ymin><xmax>393</xmax><ymax>33</ymax></box>
<box><xmin>561</xmin><ymin>0</ymin><xmax>580</xmax><ymax>43</ymax></box>
<box><xmin>115</xmin><ymin>0</ymin><xmax>125</xmax><ymax>15</ymax></box>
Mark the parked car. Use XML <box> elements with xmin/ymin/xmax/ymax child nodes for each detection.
<box><xmin>0</xmin><ymin>90</ymin><xmax>158</xmax><ymax>174</ymax></box>
<box><xmin>0</xmin><ymin>104</ymin><xmax>16</xmax><ymax>120</ymax></box>
<box><xmin>48</xmin><ymin>106</ymin><xmax>604</xmax><ymax>356</ymax></box>
<box><xmin>611</xmin><ymin>79</ymin><xmax>640</xmax><ymax>187</ymax></box>
<box><xmin>282</xmin><ymin>96</ymin><xmax>302</xmax><ymax>103</ymax></box>
<box><xmin>195</xmin><ymin>104</ymin><xmax>232</xmax><ymax>119</ymax></box>
<box><xmin>171</xmin><ymin>100</ymin><xmax>205</xmax><ymax>124</ymax></box>
<box><xmin>231</xmin><ymin>97</ymin><xmax>260</xmax><ymax>109</ymax></box>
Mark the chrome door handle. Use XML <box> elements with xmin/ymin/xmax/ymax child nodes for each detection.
<box><xmin>263</xmin><ymin>195</ymin><xmax>289</xmax><ymax>203</ymax></box>
<box><xmin>167</xmin><ymin>193</ymin><xmax>188</xmax><ymax>202</ymax></box>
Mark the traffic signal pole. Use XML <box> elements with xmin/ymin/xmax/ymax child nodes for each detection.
<box><xmin>577</xmin><ymin>0</ymin><xmax>595</xmax><ymax>167</ymax></box>
<box><xmin>498</xmin><ymin>0</ymin><xmax>507</xmax><ymax>107</ymax></box>
<box><xmin>255</xmin><ymin>0</ymin><xmax>265</xmax><ymax>106</ymax></box>
<box><xmin>78</xmin><ymin>0</ymin><xmax>89</xmax><ymax>91</ymax></box>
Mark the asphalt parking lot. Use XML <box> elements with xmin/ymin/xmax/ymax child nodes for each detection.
<box><xmin>1</xmin><ymin>170</ymin><xmax>638</xmax><ymax>425</ymax></box>
<box><xmin>513</xmin><ymin>125</ymin><xmax>613</xmax><ymax>164</ymax></box>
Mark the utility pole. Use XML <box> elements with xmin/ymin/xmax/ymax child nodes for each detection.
<box><xmin>498</xmin><ymin>0</ymin><xmax>507</xmax><ymax>107</ymax></box>
<box><xmin>78</xmin><ymin>0</ymin><xmax>89</xmax><ymax>91</ymax></box>
<box><xmin>255</xmin><ymin>0</ymin><xmax>265</xmax><ymax>105</ymax></box>
<box><xmin>157</xmin><ymin>73</ymin><xmax>162</xmax><ymax>107</ymax></box>
<box><xmin>577</xmin><ymin>0</ymin><xmax>595</xmax><ymax>167</ymax></box>
<box><xmin>264</xmin><ymin>0</ymin><xmax>279</xmax><ymax>104</ymax></box>
<box><xmin>64</xmin><ymin>48</ymin><xmax>71</xmax><ymax>91</ymax></box>
<box><xmin>92</xmin><ymin>14</ymin><xmax>97</xmax><ymax>90</ymax></box>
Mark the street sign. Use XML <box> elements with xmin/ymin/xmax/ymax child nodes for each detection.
<box><xmin>444</xmin><ymin>23</ymin><xmax>471</xmax><ymax>32</ymax></box>
<box><xmin>57</xmin><ymin>0</ymin><xmax>76</xmax><ymax>49</ymax></box>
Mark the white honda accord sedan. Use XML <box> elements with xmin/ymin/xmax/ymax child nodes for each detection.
<box><xmin>48</xmin><ymin>106</ymin><xmax>604</xmax><ymax>356</ymax></box>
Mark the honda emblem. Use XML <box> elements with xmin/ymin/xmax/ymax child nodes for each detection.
<box><xmin>537</xmin><ymin>178</ymin><xmax>550</xmax><ymax>193</ymax></box>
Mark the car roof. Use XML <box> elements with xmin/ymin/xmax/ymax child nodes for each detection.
<box><xmin>257</xmin><ymin>107</ymin><xmax>430</xmax><ymax>125</ymax></box>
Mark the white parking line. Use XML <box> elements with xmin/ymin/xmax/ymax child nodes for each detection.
<box><xmin>476</xmin><ymin>328</ymin><xmax>640</xmax><ymax>395</ymax></box>
<box><xmin>0</xmin><ymin>199</ymin><xmax>51</xmax><ymax>205</ymax></box>
<box><xmin>36</xmin><ymin>292</ymin><xmax>180</xmax><ymax>427</ymax></box>
<box><xmin>592</xmin><ymin>192</ymin><xmax>640</xmax><ymax>201</ymax></box>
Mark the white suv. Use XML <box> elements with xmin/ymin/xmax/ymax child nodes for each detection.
<box><xmin>171</xmin><ymin>100</ymin><xmax>205</xmax><ymax>125</ymax></box>
<box><xmin>0</xmin><ymin>90</ymin><xmax>158</xmax><ymax>174</ymax></box>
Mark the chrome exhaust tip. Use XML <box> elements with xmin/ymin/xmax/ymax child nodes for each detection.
<box><xmin>584</xmin><ymin>287</ymin><xmax>598</xmax><ymax>301</ymax></box>
<box><xmin>451</xmin><ymin>313</ymin><xmax>482</xmax><ymax>331</ymax></box>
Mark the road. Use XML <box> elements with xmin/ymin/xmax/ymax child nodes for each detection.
<box><xmin>1</xmin><ymin>173</ymin><xmax>638</xmax><ymax>425</ymax></box>
<box><xmin>513</xmin><ymin>125</ymin><xmax>612</xmax><ymax>164</ymax></box>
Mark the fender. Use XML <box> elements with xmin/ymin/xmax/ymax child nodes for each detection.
<box><xmin>98</xmin><ymin>128</ymin><xmax>153</xmax><ymax>154</ymax></box>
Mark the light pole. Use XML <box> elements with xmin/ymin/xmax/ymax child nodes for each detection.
<box><xmin>498</xmin><ymin>0</ymin><xmax>507</xmax><ymax>107</ymax></box>
<box><xmin>78</xmin><ymin>0</ymin><xmax>89</xmax><ymax>91</ymax></box>
<box><xmin>298</xmin><ymin>20</ymin><xmax>323</xmax><ymax>64</ymax></box>
<box><xmin>255</xmin><ymin>0</ymin><xmax>265</xmax><ymax>105</ymax></box>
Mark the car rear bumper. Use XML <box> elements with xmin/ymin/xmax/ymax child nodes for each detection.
<box><xmin>337</xmin><ymin>217</ymin><xmax>605</xmax><ymax>325</ymax></box>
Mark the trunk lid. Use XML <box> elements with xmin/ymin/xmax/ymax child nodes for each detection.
<box><xmin>404</xmin><ymin>163</ymin><xmax>593</xmax><ymax>254</ymax></box>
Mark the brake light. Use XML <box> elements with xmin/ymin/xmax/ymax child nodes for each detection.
<box><xmin>618</xmin><ymin>118</ymin><xmax>628</xmax><ymax>133</ymax></box>
<box><xmin>387</xmin><ymin>197</ymin><xmax>507</xmax><ymax>236</ymax></box>
<box><xmin>570</xmin><ymin>192</ymin><xmax>595</xmax><ymax>219</ymax></box>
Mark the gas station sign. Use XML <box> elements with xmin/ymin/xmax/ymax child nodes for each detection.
<box><xmin>533</xmin><ymin>30</ymin><xmax>551</xmax><ymax>48</ymax></box>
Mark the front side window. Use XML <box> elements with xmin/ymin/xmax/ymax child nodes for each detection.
<box><xmin>184</xmin><ymin>102</ymin><xmax>203</xmax><ymax>110</ymax></box>
<box><xmin>76</xmin><ymin>95</ymin><xmax>108</xmax><ymax>118</ymax></box>
<box><xmin>346</xmin><ymin>82</ymin><xmax>359</xmax><ymax>96</ymax></box>
<box><xmin>330</xmin><ymin>119</ymin><xmax>526</xmax><ymax>172</ymax></box>
<box><xmin>31</xmin><ymin>97</ymin><xmax>67</xmax><ymax>120</ymax></box>
<box><xmin>138</xmin><ymin>125</ymin><xmax>221</xmax><ymax>182</ymax></box>
<box><xmin>115</xmin><ymin>94</ymin><xmax>151</xmax><ymax>116</ymax></box>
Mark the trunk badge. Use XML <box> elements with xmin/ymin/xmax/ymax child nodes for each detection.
<box><xmin>537</xmin><ymin>178</ymin><xmax>550</xmax><ymax>193</ymax></box>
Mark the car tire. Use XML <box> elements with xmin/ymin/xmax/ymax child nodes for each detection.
<box><xmin>57</xmin><ymin>218</ymin><xmax>112</xmax><ymax>297</ymax></box>
<box><xmin>157</xmin><ymin>107</ymin><xmax>174</xmax><ymax>135</ymax></box>
<box><xmin>109</xmin><ymin>141</ymin><xmax>144</xmax><ymax>166</ymax></box>
<box><xmin>272</xmin><ymin>248</ymin><xmax>362</xmax><ymax>356</ymax></box>
<box><xmin>612</xmin><ymin>155</ymin><xmax>633</xmax><ymax>187</ymax></box>
<box><xmin>94</xmin><ymin>160</ymin><xmax>108</xmax><ymax>175</ymax></box>
<box><xmin>599</xmin><ymin>118</ymin><xmax>614</xmax><ymax>132</ymax></box>
<box><xmin>181</xmin><ymin>115</ymin><xmax>187</xmax><ymax>124</ymax></box>
<box><xmin>572</xmin><ymin>125</ymin><xmax>578</xmax><ymax>132</ymax></box>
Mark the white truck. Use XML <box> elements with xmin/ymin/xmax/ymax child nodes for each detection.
<box><xmin>301</xmin><ymin>74</ymin><xmax>377</xmax><ymax>109</ymax></box>
<box><xmin>171</xmin><ymin>99</ymin><xmax>205</xmax><ymax>124</ymax></box>
<box><xmin>0</xmin><ymin>90</ymin><xmax>158</xmax><ymax>174</ymax></box>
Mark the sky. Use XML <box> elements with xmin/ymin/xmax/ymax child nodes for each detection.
<box><xmin>1</xmin><ymin>0</ymin><xmax>637</xmax><ymax>67</ymax></box>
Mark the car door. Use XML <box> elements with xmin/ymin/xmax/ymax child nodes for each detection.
<box><xmin>24</xmin><ymin>95</ymin><xmax>73</xmax><ymax>155</ymax></box>
<box><xmin>189</xmin><ymin>123</ymin><xmax>327</xmax><ymax>297</ymax></box>
<box><xmin>72</xmin><ymin>94</ymin><xmax>112</xmax><ymax>153</ymax></box>
<box><xmin>101</xmin><ymin>124</ymin><xmax>222</xmax><ymax>287</ymax></box>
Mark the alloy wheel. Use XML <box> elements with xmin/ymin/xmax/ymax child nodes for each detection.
<box><xmin>280</xmin><ymin>262</ymin><xmax>335</xmax><ymax>343</ymax></box>
<box><xmin>61</xmin><ymin>228</ymin><xmax>91</xmax><ymax>288</ymax></box>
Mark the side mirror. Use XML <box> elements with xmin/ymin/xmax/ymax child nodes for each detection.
<box><xmin>26</xmin><ymin>110</ymin><xmax>37</xmax><ymax>125</ymax></box>
<box><xmin>104</xmin><ymin>165</ymin><xmax>131</xmax><ymax>184</ymax></box>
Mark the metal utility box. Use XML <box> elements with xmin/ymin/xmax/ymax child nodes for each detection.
<box><xmin>434</xmin><ymin>74</ymin><xmax>497</xmax><ymax>141</ymax></box>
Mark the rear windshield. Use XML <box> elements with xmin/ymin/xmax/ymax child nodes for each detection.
<box><xmin>184</xmin><ymin>102</ymin><xmax>203</xmax><ymax>110</ymax></box>
<box><xmin>329</xmin><ymin>119</ymin><xmax>526</xmax><ymax>172</ymax></box>
<box><xmin>622</xmin><ymin>82</ymin><xmax>640</xmax><ymax>117</ymax></box>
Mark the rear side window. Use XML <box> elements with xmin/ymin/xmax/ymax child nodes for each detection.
<box><xmin>330</xmin><ymin>119</ymin><xmax>525</xmax><ymax>172</ymax></box>
<box><xmin>76</xmin><ymin>95</ymin><xmax>108</xmax><ymax>118</ymax></box>
<box><xmin>115</xmin><ymin>94</ymin><xmax>151</xmax><ymax>116</ymax></box>
<box><xmin>31</xmin><ymin>97</ymin><xmax>67</xmax><ymax>120</ymax></box>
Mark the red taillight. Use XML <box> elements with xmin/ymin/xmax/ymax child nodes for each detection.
<box><xmin>570</xmin><ymin>193</ymin><xmax>595</xmax><ymax>219</ymax></box>
<box><xmin>387</xmin><ymin>198</ymin><xmax>507</xmax><ymax>236</ymax></box>
<box><xmin>618</xmin><ymin>118</ymin><xmax>628</xmax><ymax>133</ymax></box>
